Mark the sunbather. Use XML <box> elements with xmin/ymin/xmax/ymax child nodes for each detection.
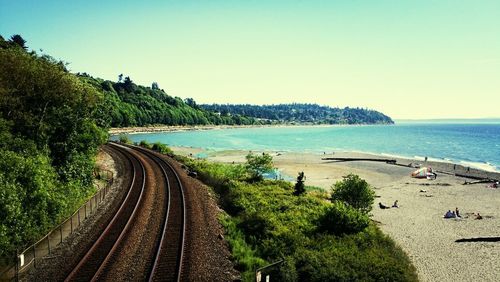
<box><xmin>444</xmin><ymin>210</ymin><xmax>455</xmax><ymax>218</ymax></box>
<box><xmin>379</xmin><ymin>202</ymin><xmax>390</xmax><ymax>209</ymax></box>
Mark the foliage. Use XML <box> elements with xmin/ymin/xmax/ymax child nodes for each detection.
<box><xmin>219</xmin><ymin>213</ymin><xmax>267</xmax><ymax>281</ymax></box>
<box><xmin>77</xmin><ymin>74</ymin><xmax>259</xmax><ymax>128</ymax></box>
<box><xmin>294</xmin><ymin>171</ymin><xmax>306</xmax><ymax>196</ymax></box>
<box><xmin>201</xmin><ymin>103</ymin><xmax>394</xmax><ymax>124</ymax></box>
<box><xmin>118</xmin><ymin>134</ymin><xmax>131</xmax><ymax>144</ymax></box>
<box><xmin>331</xmin><ymin>174</ymin><xmax>375</xmax><ymax>214</ymax></box>
<box><xmin>0</xmin><ymin>35</ymin><xmax>106</xmax><ymax>262</ymax></box>
<box><xmin>139</xmin><ymin>140</ymin><xmax>152</xmax><ymax>149</ymax></box>
<box><xmin>178</xmin><ymin>156</ymin><xmax>417</xmax><ymax>281</ymax></box>
<box><xmin>318</xmin><ymin>201</ymin><xmax>370</xmax><ymax>235</ymax></box>
<box><xmin>151</xmin><ymin>142</ymin><xmax>173</xmax><ymax>155</ymax></box>
<box><xmin>245</xmin><ymin>153</ymin><xmax>274</xmax><ymax>181</ymax></box>
<box><xmin>9</xmin><ymin>34</ymin><xmax>27</xmax><ymax>50</ymax></box>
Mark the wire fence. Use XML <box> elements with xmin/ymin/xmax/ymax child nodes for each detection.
<box><xmin>0</xmin><ymin>169</ymin><xmax>114</xmax><ymax>281</ymax></box>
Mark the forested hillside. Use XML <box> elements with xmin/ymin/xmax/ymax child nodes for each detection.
<box><xmin>0</xmin><ymin>35</ymin><xmax>107</xmax><ymax>262</ymax></box>
<box><xmin>79</xmin><ymin>75</ymin><xmax>257</xmax><ymax>127</ymax></box>
<box><xmin>201</xmin><ymin>103</ymin><xmax>394</xmax><ymax>124</ymax></box>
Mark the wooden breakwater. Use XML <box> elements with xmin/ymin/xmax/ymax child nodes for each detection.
<box><xmin>321</xmin><ymin>157</ymin><xmax>396</xmax><ymax>164</ymax></box>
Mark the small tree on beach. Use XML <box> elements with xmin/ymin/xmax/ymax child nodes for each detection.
<box><xmin>294</xmin><ymin>171</ymin><xmax>306</xmax><ymax>196</ymax></box>
<box><xmin>118</xmin><ymin>134</ymin><xmax>131</xmax><ymax>144</ymax></box>
<box><xmin>245</xmin><ymin>152</ymin><xmax>273</xmax><ymax>181</ymax></box>
<box><xmin>331</xmin><ymin>174</ymin><xmax>374</xmax><ymax>214</ymax></box>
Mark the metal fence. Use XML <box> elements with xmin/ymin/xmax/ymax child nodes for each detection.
<box><xmin>0</xmin><ymin>170</ymin><xmax>114</xmax><ymax>281</ymax></box>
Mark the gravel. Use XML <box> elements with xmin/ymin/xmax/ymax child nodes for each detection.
<box><xmin>162</xmin><ymin>155</ymin><xmax>240</xmax><ymax>281</ymax></box>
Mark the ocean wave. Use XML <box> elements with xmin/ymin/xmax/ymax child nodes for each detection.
<box><xmin>459</xmin><ymin>161</ymin><xmax>499</xmax><ymax>172</ymax></box>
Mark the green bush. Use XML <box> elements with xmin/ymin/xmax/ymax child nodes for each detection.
<box><xmin>139</xmin><ymin>139</ymin><xmax>152</xmax><ymax>149</ymax></box>
<box><xmin>245</xmin><ymin>152</ymin><xmax>274</xmax><ymax>181</ymax></box>
<box><xmin>318</xmin><ymin>201</ymin><xmax>370</xmax><ymax>235</ymax></box>
<box><xmin>331</xmin><ymin>174</ymin><xmax>375</xmax><ymax>214</ymax></box>
<box><xmin>151</xmin><ymin>142</ymin><xmax>173</xmax><ymax>155</ymax></box>
<box><xmin>118</xmin><ymin>134</ymin><xmax>131</xmax><ymax>144</ymax></box>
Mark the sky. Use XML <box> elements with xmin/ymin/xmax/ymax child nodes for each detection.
<box><xmin>1</xmin><ymin>0</ymin><xmax>499</xmax><ymax>119</ymax></box>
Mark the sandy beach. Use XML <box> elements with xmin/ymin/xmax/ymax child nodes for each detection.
<box><xmin>173</xmin><ymin>147</ymin><xmax>500</xmax><ymax>282</ymax></box>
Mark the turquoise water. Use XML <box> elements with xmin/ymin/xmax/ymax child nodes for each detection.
<box><xmin>113</xmin><ymin>123</ymin><xmax>500</xmax><ymax>172</ymax></box>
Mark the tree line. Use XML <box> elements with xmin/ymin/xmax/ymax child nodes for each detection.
<box><xmin>201</xmin><ymin>103</ymin><xmax>394</xmax><ymax>124</ymax></box>
<box><xmin>78</xmin><ymin>74</ymin><xmax>258</xmax><ymax>128</ymax></box>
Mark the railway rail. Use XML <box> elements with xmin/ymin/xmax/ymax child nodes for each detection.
<box><xmin>65</xmin><ymin>143</ymin><xmax>186</xmax><ymax>281</ymax></box>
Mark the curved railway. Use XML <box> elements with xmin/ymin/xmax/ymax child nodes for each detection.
<box><xmin>133</xmin><ymin>146</ymin><xmax>186</xmax><ymax>282</ymax></box>
<box><xmin>65</xmin><ymin>143</ymin><xmax>186</xmax><ymax>281</ymax></box>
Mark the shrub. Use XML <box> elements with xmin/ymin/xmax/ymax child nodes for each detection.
<box><xmin>331</xmin><ymin>174</ymin><xmax>375</xmax><ymax>214</ymax></box>
<box><xmin>139</xmin><ymin>139</ymin><xmax>152</xmax><ymax>149</ymax></box>
<box><xmin>118</xmin><ymin>134</ymin><xmax>131</xmax><ymax>144</ymax></box>
<box><xmin>294</xmin><ymin>171</ymin><xmax>306</xmax><ymax>196</ymax></box>
<box><xmin>245</xmin><ymin>152</ymin><xmax>273</xmax><ymax>181</ymax></box>
<box><xmin>318</xmin><ymin>201</ymin><xmax>370</xmax><ymax>235</ymax></box>
<box><xmin>151</xmin><ymin>142</ymin><xmax>173</xmax><ymax>155</ymax></box>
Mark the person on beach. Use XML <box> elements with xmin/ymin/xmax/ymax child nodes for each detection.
<box><xmin>392</xmin><ymin>200</ymin><xmax>399</xmax><ymax>208</ymax></box>
<box><xmin>379</xmin><ymin>202</ymin><xmax>390</xmax><ymax>209</ymax></box>
<box><xmin>444</xmin><ymin>210</ymin><xmax>455</xmax><ymax>218</ymax></box>
<box><xmin>475</xmin><ymin>213</ymin><xmax>483</xmax><ymax>220</ymax></box>
<box><xmin>455</xmin><ymin>207</ymin><xmax>461</xmax><ymax>218</ymax></box>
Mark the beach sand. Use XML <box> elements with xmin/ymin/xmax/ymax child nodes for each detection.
<box><xmin>173</xmin><ymin>147</ymin><xmax>500</xmax><ymax>282</ymax></box>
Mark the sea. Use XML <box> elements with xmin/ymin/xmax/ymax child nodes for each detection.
<box><xmin>112</xmin><ymin>121</ymin><xmax>500</xmax><ymax>172</ymax></box>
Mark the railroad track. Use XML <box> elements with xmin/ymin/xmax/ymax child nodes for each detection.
<box><xmin>65</xmin><ymin>143</ymin><xmax>186</xmax><ymax>281</ymax></box>
<box><xmin>132</xmin><ymin>146</ymin><xmax>186</xmax><ymax>282</ymax></box>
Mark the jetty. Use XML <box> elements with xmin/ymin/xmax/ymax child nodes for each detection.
<box><xmin>321</xmin><ymin>157</ymin><xmax>397</xmax><ymax>164</ymax></box>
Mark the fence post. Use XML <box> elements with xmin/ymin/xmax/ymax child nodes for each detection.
<box><xmin>60</xmin><ymin>225</ymin><xmax>63</xmax><ymax>243</ymax></box>
<box><xmin>78</xmin><ymin>208</ymin><xmax>81</xmax><ymax>226</ymax></box>
<box><xmin>47</xmin><ymin>235</ymin><xmax>51</xmax><ymax>254</ymax></box>
<box><xmin>33</xmin><ymin>244</ymin><xmax>36</xmax><ymax>269</ymax></box>
<box><xmin>70</xmin><ymin>214</ymin><xmax>73</xmax><ymax>233</ymax></box>
<box><xmin>84</xmin><ymin>204</ymin><xmax>87</xmax><ymax>219</ymax></box>
<box><xmin>15</xmin><ymin>248</ymin><xmax>19</xmax><ymax>282</ymax></box>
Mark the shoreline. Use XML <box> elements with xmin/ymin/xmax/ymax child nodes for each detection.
<box><xmin>108</xmin><ymin>123</ymin><xmax>392</xmax><ymax>135</ymax></box>
<box><xmin>168</xmin><ymin>144</ymin><xmax>500</xmax><ymax>177</ymax></box>
<box><xmin>109</xmin><ymin>125</ymin><xmax>500</xmax><ymax>173</ymax></box>
<box><xmin>169</xmin><ymin>146</ymin><xmax>500</xmax><ymax>281</ymax></box>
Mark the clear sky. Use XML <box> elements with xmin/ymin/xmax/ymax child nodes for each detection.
<box><xmin>1</xmin><ymin>0</ymin><xmax>499</xmax><ymax>119</ymax></box>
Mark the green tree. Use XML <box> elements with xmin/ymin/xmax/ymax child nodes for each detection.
<box><xmin>331</xmin><ymin>174</ymin><xmax>375</xmax><ymax>214</ymax></box>
<box><xmin>294</xmin><ymin>171</ymin><xmax>306</xmax><ymax>196</ymax></box>
<box><xmin>245</xmin><ymin>152</ymin><xmax>273</xmax><ymax>181</ymax></box>
<box><xmin>9</xmin><ymin>34</ymin><xmax>27</xmax><ymax>50</ymax></box>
